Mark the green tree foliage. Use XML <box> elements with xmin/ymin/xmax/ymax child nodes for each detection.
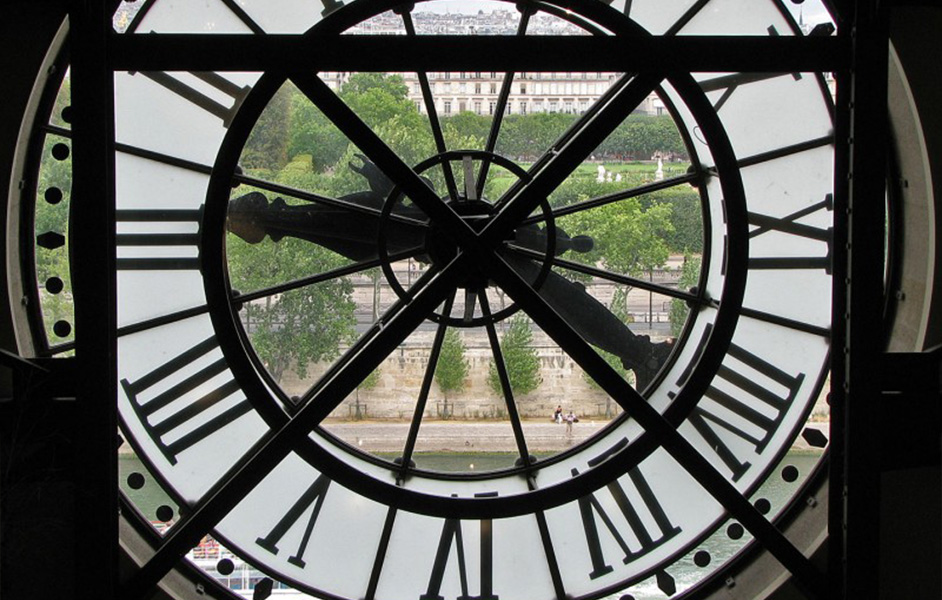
<box><xmin>595</xmin><ymin>114</ymin><xmax>687</xmax><ymax>160</ymax></box>
<box><xmin>560</xmin><ymin>191</ymin><xmax>674</xmax><ymax>277</ymax></box>
<box><xmin>435</xmin><ymin>328</ymin><xmax>469</xmax><ymax>400</ymax></box>
<box><xmin>670</xmin><ymin>256</ymin><xmax>702</xmax><ymax>337</ymax></box>
<box><xmin>340</xmin><ymin>73</ymin><xmax>415</xmax><ymax>128</ymax></box>
<box><xmin>643</xmin><ymin>188</ymin><xmax>703</xmax><ymax>254</ymax></box>
<box><xmin>287</xmin><ymin>88</ymin><xmax>349</xmax><ymax>172</ymax></box>
<box><xmin>488</xmin><ymin>315</ymin><xmax>541</xmax><ymax>397</ymax></box>
<box><xmin>353</xmin><ymin>367</ymin><xmax>381</xmax><ymax>418</ymax></box>
<box><xmin>360</xmin><ymin>368</ymin><xmax>381</xmax><ymax>391</ymax></box>
<box><xmin>242</xmin><ymin>83</ymin><xmax>292</xmax><ymax>171</ymax></box>
<box><xmin>444</xmin><ymin>111</ymin><xmax>490</xmax><ymax>146</ymax></box>
<box><xmin>227</xmin><ymin>234</ymin><xmax>357</xmax><ymax>384</ymax></box>
<box><xmin>495</xmin><ymin>112</ymin><xmax>577</xmax><ymax>160</ymax></box>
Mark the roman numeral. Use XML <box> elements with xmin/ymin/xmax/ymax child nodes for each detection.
<box><xmin>116</xmin><ymin>208</ymin><xmax>202</xmax><ymax>271</ymax></box>
<box><xmin>256</xmin><ymin>473</ymin><xmax>332</xmax><ymax>568</ymax></box>
<box><xmin>132</xmin><ymin>71</ymin><xmax>250</xmax><ymax>127</ymax></box>
<box><xmin>673</xmin><ymin>332</ymin><xmax>806</xmax><ymax>481</ymax></box>
<box><xmin>699</xmin><ymin>26</ymin><xmax>802</xmax><ymax>112</ymax></box>
<box><xmin>421</xmin><ymin>493</ymin><xmax>498</xmax><ymax>600</ymax></box>
<box><xmin>748</xmin><ymin>193</ymin><xmax>833</xmax><ymax>273</ymax></box>
<box><xmin>121</xmin><ymin>336</ymin><xmax>251</xmax><ymax>465</ymax></box>
<box><xmin>573</xmin><ymin>446</ymin><xmax>681</xmax><ymax>579</ymax></box>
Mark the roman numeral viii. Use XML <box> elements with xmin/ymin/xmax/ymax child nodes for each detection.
<box><xmin>572</xmin><ymin>444</ymin><xmax>681</xmax><ymax>580</ymax></box>
<box><xmin>121</xmin><ymin>336</ymin><xmax>251</xmax><ymax>465</ymax></box>
<box><xmin>421</xmin><ymin>493</ymin><xmax>498</xmax><ymax>600</ymax></box>
<box><xmin>748</xmin><ymin>193</ymin><xmax>833</xmax><ymax>273</ymax></box>
<box><xmin>116</xmin><ymin>208</ymin><xmax>202</xmax><ymax>271</ymax></box>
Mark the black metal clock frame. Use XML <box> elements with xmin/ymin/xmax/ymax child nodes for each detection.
<box><xmin>56</xmin><ymin>1</ymin><xmax>887</xmax><ymax>599</ymax></box>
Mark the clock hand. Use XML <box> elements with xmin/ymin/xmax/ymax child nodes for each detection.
<box><xmin>228</xmin><ymin>156</ymin><xmax>594</xmax><ymax>261</ymax></box>
<box><xmin>513</xmin><ymin>221</ymin><xmax>594</xmax><ymax>257</ymax></box>
<box><xmin>227</xmin><ymin>190</ymin><xmax>427</xmax><ymax>261</ymax></box>
<box><xmin>502</xmin><ymin>253</ymin><xmax>673</xmax><ymax>390</ymax></box>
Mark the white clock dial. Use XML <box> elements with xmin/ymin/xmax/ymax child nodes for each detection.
<box><xmin>16</xmin><ymin>1</ymin><xmax>836</xmax><ymax>598</ymax></box>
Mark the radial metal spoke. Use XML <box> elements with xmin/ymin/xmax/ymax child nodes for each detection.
<box><xmin>218</xmin><ymin>0</ymin><xmax>265</xmax><ymax>34</ymax></box>
<box><xmin>399</xmin><ymin>9</ymin><xmax>460</xmax><ymax>202</ymax></box>
<box><xmin>484</xmin><ymin>72</ymin><xmax>664</xmax><ymax>245</ymax></box>
<box><xmin>290</xmin><ymin>72</ymin><xmax>478</xmax><ymax>248</ymax></box>
<box><xmin>475</xmin><ymin>7</ymin><xmax>532</xmax><ymax>199</ymax></box>
<box><xmin>477</xmin><ymin>243</ymin><xmax>825</xmax><ymax>598</ymax></box>
<box><xmin>704</xmin><ymin>134</ymin><xmax>835</xmax><ymax>174</ymax></box>
<box><xmin>119</xmin><ymin>259</ymin><xmax>465</xmax><ymax>600</ymax></box>
<box><xmin>52</xmin><ymin>122</ymin><xmax>430</xmax><ymax>229</ymax></box>
<box><xmin>505</xmin><ymin>245</ymin><xmax>703</xmax><ymax>304</ymax></box>
<box><xmin>296</xmin><ymin>264</ymin><xmax>443</xmax><ymax>406</ymax></box>
<box><xmin>233</xmin><ymin>247</ymin><xmax>423</xmax><ymax>305</ymax></box>
<box><xmin>398</xmin><ymin>293</ymin><xmax>457</xmax><ymax>481</ymax></box>
<box><xmin>478</xmin><ymin>291</ymin><xmax>532</xmax><ymax>466</ymax></box>
<box><xmin>117</xmin><ymin>305</ymin><xmax>210</xmax><ymax>338</ymax></box>
<box><xmin>41</xmin><ymin>341</ymin><xmax>76</xmax><ymax>356</ymax></box>
<box><xmin>664</xmin><ymin>0</ymin><xmax>711</xmax><ymax>36</ymax></box>
<box><xmin>525</xmin><ymin>473</ymin><xmax>568</xmax><ymax>600</ymax></box>
<box><xmin>721</xmin><ymin>301</ymin><xmax>832</xmax><ymax>338</ymax></box>
<box><xmin>462</xmin><ymin>154</ymin><xmax>478</xmax><ymax>202</ymax></box>
<box><xmin>520</xmin><ymin>171</ymin><xmax>702</xmax><ymax>226</ymax></box>
<box><xmin>497</xmin><ymin>70</ymin><xmax>638</xmax><ymax>203</ymax></box>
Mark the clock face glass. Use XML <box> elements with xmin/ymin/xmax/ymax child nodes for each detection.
<box><xmin>18</xmin><ymin>0</ymin><xmax>837</xmax><ymax>598</ymax></box>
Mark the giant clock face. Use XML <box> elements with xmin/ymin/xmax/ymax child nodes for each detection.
<box><xmin>17</xmin><ymin>0</ymin><xmax>836</xmax><ymax>598</ymax></box>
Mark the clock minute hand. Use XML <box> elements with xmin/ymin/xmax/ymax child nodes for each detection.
<box><xmin>502</xmin><ymin>253</ymin><xmax>672</xmax><ymax>390</ymax></box>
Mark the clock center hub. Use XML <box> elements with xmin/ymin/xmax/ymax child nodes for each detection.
<box><xmin>425</xmin><ymin>197</ymin><xmax>495</xmax><ymax>289</ymax></box>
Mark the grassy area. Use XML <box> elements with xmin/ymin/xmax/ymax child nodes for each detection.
<box><xmin>482</xmin><ymin>160</ymin><xmax>692</xmax><ymax>200</ymax></box>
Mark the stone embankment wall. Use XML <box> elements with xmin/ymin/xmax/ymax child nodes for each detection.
<box><xmin>279</xmin><ymin>329</ymin><xmax>832</xmax><ymax>422</ymax></box>
<box><xmin>280</xmin><ymin>329</ymin><xmax>632</xmax><ymax>420</ymax></box>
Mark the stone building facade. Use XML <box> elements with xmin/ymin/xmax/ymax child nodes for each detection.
<box><xmin>320</xmin><ymin>70</ymin><xmax>665</xmax><ymax>117</ymax></box>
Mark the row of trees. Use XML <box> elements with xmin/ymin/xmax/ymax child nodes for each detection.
<box><xmin>432</xmin><ymin>315</ymin><xmax>542</xmax><ymax>414</ymax></box>
<box><xmin>243</xmin><ymin>74</ymin><xmax>689</xmax><ymax>174</ymax></box>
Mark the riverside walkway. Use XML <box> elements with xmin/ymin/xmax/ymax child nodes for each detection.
<box><xmin>322</xmin><ymin>419</ymin><xmax>610</xmax><ymax>453</ymax></box>
<box><xmin>319</xmin><ymin>419</ymin><xmax>830</xmax><ymax>454</ymax></box>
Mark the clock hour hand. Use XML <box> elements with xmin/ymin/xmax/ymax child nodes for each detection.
<box><xmin>227</xmin><ymin>191</ymin><xmax>593</xmax><ymax>264</ymax></box>
<box><xmin>503</xmin><ymin>253</ymin><xmax>673</xmax><ymax>390</ymax></box>
<box><xmin>227</xmin><ymin>191</ymin><xmax>427</xmax><ymax>261</ymax></box>
<box><xmin>228</xmin><ymin>155</ymin><xmax>593</xmax><ymax>261</ymax></box>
